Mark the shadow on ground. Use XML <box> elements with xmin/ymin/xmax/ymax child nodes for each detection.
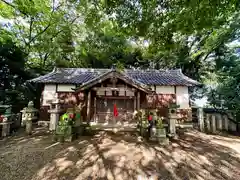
<box><xmin>0</xmin><ymin>127</ymin><xmax>240</xmax><ymax>180</ymax></box>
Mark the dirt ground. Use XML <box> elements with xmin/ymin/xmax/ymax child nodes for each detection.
<box><xmin>0</xmin><ymin>128</ymin><xmax>240</xmax><ymax>180</ymax></box>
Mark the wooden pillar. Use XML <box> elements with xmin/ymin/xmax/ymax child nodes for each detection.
<box><xmin>137</xmin><ymin>91</ymin><xmax>140</xmax><ymax>110</ymax></box>
<box><xmin>197</xmin><ymin>107</ymin><xmax>204</xmax><ymax>132</ymax></box>
<box><xmin>94</xmin><ymin>97</ymin><xmax>97</xmax><ymax>123</ymax></box>
<box><xmin>87</xmin><ymin>91</ymin><xmax>91</xmax><ymax>122</ymax></box>
<box><xmin>134</xmin><ymin>96</ymin><xmax>136</xmax><ymax>111</ymax></box>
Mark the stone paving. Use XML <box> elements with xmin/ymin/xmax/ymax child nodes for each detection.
<box><xmin>0</xmin><ymin>128</ymin><xmax>240</xmax><ymax>180</ymax></box>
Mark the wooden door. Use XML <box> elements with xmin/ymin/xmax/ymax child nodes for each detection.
<box><xmin>96</xmin><ymin>98</ymin><xmax>134</xmax><ymax>125</ymax></box>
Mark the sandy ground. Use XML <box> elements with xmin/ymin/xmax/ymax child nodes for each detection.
<box><xmin>0</xmin><ymin>128</ymin><xmax>240</xmax><ymax>180</ymax></box>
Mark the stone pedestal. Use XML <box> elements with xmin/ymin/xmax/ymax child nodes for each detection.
<box><xmin>55</xmin><ymin>125</ymin><xmax>74</xmax><ymax>142</ymax></box>
<box><xmin>74</xmin><ymin>108</ymin><xmax>82</xmax><ymax>127</ymax></box>
<box><xmin>74</xmin><ymin>107</ymin><xmax>84</xmax><ymax>136</ymax></box>
<box><xmin>149</xmin><ymin>126</ymin><xmax>168</xmax><ymax>145</ymax></box>
<box><xmin>26</xmin><ymin>118</ymin><xmax>32</xmax><ymax>135</ymax></box>
<box><xmin>169</xmin><ymin>118</ymin><xmax>176</xmax><ymax>135</ymax></box>
<box><xmin>211</xmin><ymin>115</ymin><xmax>216</xmax><ymax>133</ymax></box>
<box><xmin>1</xmin><ymin>121</ymin><xmax>11</xmax><ymax>137</ymax></box>
<box><xmin>49</xmin><ymin>111</ymin><xmax>60</xmax><ymax>131</ymax></box>
<box><xmin>168</xmin><ymin>107</ymin><xmax>178</xmax><ymax>136</ymax></box>
<box><xmin>197</xmin><ymin>108</ymin><xmax>204</xmax><ymax>132</ymax></box>
<box><xmin>206</xmin><ymin>114</ymin><xmax>211</xmax><ymax>132</ymax></box>
<box><xmin>223</xmin><ymin>115</ymin><xmax>229</xmax><ymax>131</ymax></box>
<box><xmin>0</xmin><ymin>105</ymin><xmax>13</xmax><ymax>137</ymax></box>
<box><xmin>217</xmin><ymin>114</ymin><xmax>223</xmax><ymax>130</ymax></box>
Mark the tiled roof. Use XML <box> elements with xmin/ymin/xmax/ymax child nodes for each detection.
<box><xmin>29</xmin><ymin>68</ymin><xmax>200</xmax><ymax>86</ymax></box>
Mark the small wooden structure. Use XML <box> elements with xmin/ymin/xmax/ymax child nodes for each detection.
<box><xmin>74</xmin><ymin>68</ymin><xmax>152</xmax><ymax>129</ymax></box>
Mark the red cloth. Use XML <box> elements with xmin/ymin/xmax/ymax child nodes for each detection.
<box><xmin>148</xmin><ymin>115</ymin><xmax>152</xmax><ymax>121</ymax></box>
<box><xmin>113</xmin><ymin>103</ymin><xmax>118</xmax><ymax>117</ymax></box>
<box><xmin>69</xmin><ymin>113</ymin><xmax>75</xmax><ymax>119</ymax></box>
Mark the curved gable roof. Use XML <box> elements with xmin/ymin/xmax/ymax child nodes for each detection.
<box><xmin>29</xmin><ymin>68</ymin><xmax>200</xmax><ymax>86</ymax></box>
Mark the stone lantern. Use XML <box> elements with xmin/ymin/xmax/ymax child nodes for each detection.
<box><xmin>1</xmin><ymin>105</ymin><xmax>13</xmax><ymax>137</ymax></box>
<box><xmin>3</xmin><ymin>106</ymin><xmax>12</xmax><ymax>122</ymax></box>
<box><xmin>168</xmin><ymin>104</ymin><xmax>179</xmax><ymax>136</ymax></box>
<box><xmin>22</xmin><ymin>101</ymin><xmax>38</xmax><ymax>135</ymax></box>
<box><xmin>48</xmin><ymin>99</ymin><xmax>62</xmax><ymax>131</ymax></box>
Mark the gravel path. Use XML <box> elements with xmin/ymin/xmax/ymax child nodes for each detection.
<box><xmin>0</xmin><ymin>128</ymin><xmax>240</xmax><ymax>180</ymax></box>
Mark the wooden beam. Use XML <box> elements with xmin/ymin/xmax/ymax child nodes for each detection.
<box><xmin>94</xmin><ymin>97</ymin><xmax>97</xmax><ymax>122</ymax></box>
<box><xmin>87</xmin><ymin>91</ymin><xmax>91</xmax><ymax>122</ymax></box>
<box><xmin>93</xmin><ymin>87</ymin><xmax>136</xmax><ymax>92</ymax></box>
<box><xmin>134</xmin><ymin>96</ymin><xmax>136</xmax><ymax>111</ymax></box>
<box><xmin>96</xmin><ymin>96</ymin><xmax>134</xmax><ymax>99</ymax></box>
<box><xmin>137</xmin><ymin>91</ymin><xmax>140</xmax><ymax>110</ymax></box>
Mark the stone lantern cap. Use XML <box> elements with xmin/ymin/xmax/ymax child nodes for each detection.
<box><xmin>48</xmin><ymin>100</ymin><xmax>63</xmax><ymax>114</ymax></box>
<box><xmin>24</xmin><ymin>101</ymin><xmax>38</xmax><ymax>113</ymax></box>
<box><xmin>51</xmin><ymin>98</ymin><xmax>61</xmax><ymax>104</ymax></box>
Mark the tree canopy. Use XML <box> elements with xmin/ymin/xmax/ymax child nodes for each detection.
<box><xmin>0</xmin><ymin>0</ymin><xmax>240</xmax><ymax>116</ymax></box>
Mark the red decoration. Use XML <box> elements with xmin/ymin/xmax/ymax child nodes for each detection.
<box><xmin>113</xmin><ymin>103</ymin><xmax>118</xmax><ymax>117</ymax></box>
<box><xmin>148</xmin><ymin>115</ymin><xmax>152</xmax><ymax>121</ymax></box>
<box><xmin>69</xmin><ymin>113</ymin><xmax>75</xmax><ymax>119</ymax></box>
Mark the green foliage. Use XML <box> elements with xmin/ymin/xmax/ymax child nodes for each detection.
<box><xmin>156</xmin><ymin>117</ymin><xmax>163</xmax><ymax>129</ymax></box>
<box><xmin>207</xmin><ymin>46</ymin><xmax>240</xmax><ymax>120</ymax></box>
<box><xmin>0</xmin><ymin>0</ymin><xmax>240</xmax><ymax>112</ymax></box>
<box><xmin>0</xmin><ymin>39</ymin><xmax>33</xmax><ymax>108</ymax></box>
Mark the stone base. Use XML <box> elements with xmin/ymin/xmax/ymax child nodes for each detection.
<box><xmin>150</xmin><ymin>128</ymin><xmax>167</xmax><ymax>140</ymax></box>
<box><xmin>38</xmin><ymin>121</ymin><xmax>50</xmax><ymax>127</ymax></box>
<box><xmin>53</xmin><ymin>134</ymin><xmax>75</xmax><ymax>142</ymax></box>
<box><xmin>1</xmin><ymin>122</ymin><xmax>11</xmax><ymax>137</ymax></box>
<box><xmin>168</xmin><ymin>133</ymin><xmax>179</xmax><ymax>140</ymax></box>
<box><xmin>158</xmin><ymin>137</ymin><xmax>169</xmax><ymax>145</ymax></box>
<box><xmin>149</xmin><ymin>137</ymin><xmax>169</xmax><ymax>145</ymax></box>
<box><xmin>75</xmin><ymin>126</ymin><xmax>84</xmax><ymax>136</ymax></box>
<box><xmin>54</xmin><ymin>125</ymin><xmax>75</xmax><ymax>142</ymax></box>
<box><xmin>64</xmin><ymin>135</ymin><xmax>74</xmax><ymax>142</ymax></box>
<box><xmin>137</xmin><ymin>136</ymin><xmax>143</xmax><ymax>142</ymax></box>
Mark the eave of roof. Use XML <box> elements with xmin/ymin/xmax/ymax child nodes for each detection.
<box><xmin>28</xmin><ymin>68</ymin><xmax>200</xmax><ymax>86</ymax></box>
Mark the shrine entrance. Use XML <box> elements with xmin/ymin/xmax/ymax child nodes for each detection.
<box><xmin>95</xmin><ymin>96</ymin><xmax>135</xmax><ymax>125</ymax></box>
<box><xmin>74</xmin><ymin>69</ymin><xmax>153</xmax><ymax>128</ymax></box>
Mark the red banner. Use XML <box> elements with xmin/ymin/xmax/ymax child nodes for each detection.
<box><xmin>113</xmin><ymin>103</ymin><xmax>118</xmax><ymax>117</ymax></box>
